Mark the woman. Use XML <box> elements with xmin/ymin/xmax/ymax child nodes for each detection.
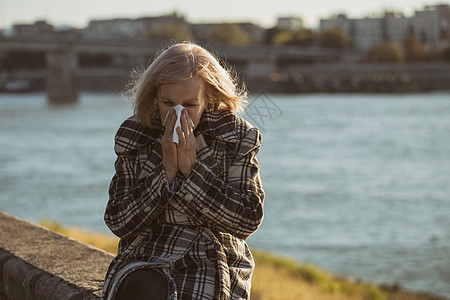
<box><xmin>103</xmin><ymin>42</ymin><xmax>264</xmax><ymax>300</ymax></box>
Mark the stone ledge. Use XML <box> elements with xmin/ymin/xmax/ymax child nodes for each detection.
<box><xmin>0</xmin><ymin>210</ymin><xmax>114</xmax><ymax>300</ymax></box>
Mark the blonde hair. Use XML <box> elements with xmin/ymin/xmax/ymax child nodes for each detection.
<box><xmin>128</xmin><ymin>42</ymin><xmax>247</xmax><ymax>127</ymax></box>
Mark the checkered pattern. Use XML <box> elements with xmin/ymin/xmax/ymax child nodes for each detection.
<box><xmin>103</xmin><ymin>108</ymin><xmax>264</xmax><ymax>300</ymax></box>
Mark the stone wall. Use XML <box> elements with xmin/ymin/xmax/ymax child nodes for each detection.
<box><xmin>0</xmin><ymin>211</ymin><xmax>113</xmax><ymax>300</ymax></box>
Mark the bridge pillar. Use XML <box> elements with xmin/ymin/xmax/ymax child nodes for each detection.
<box><xmin>46</xmin><ymin>50</ymin><xmax>79</xmax><ymax>104</ymax></box>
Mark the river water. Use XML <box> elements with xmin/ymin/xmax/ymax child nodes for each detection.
<box><xmin>0</xmin><ymin>92</ymin><xmax>449</xmax><ymax>297</ymax></box>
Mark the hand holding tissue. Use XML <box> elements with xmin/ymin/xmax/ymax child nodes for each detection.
<box><xmin>163</xmin><ymin>104</ymin><xmax>195</xmax><ymax>145</ymax></box>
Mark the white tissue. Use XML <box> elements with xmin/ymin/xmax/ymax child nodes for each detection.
<box><xmin>163</xmin><ymin>104</ymin><xmax>195</xmax><ymax>144</ymax></box>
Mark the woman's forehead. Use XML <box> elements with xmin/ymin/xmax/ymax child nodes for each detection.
<box><xmin>159</xmin><ymin>79</ymin><xmax>203</xmax><ymax>98</ymax></box>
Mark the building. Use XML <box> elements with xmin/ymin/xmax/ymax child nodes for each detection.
<box><xmin>276</xmin><ymin>17</ymin><xmax>304</xmax><ymax>31</ymax></box>
<box><xmin>84</xmin><ymin>18</ymin><xmax>143</xmax><ymax>38</ymax></box>
<box><xmin>191</xmin><ymin>22</ymin><xmax>264</xmax><ymax>43</ymax></box>
<box><xmin>320</xmin><ymin>15</ymin><xmax>384</xmax><ymax>49</ymax></box>
<box><xmin>83</xmin><ymin>14</ymin><xmax>189</xmax><ymax>39</ymax></box>
<box><xmin>320</xmin><ymin>14</ymin><xmax>352</xmax><ymax>33</ymax></box>
<box><xmin>384</xmin><ymin>13</ymin><xmax>411</xmax><ymax>44</ymax></box>
<box><xmin>320</xmin><ymin>4</ymin><xmax>449</xmax><ymax>51</ymax></box>
<box><xmin>414</xmin><ymin>9</ymin><xmax>440</xmax><ymax>46</ymax></box>
<box><xmin>12</xmin><ymin>20</ymin><xmax>53</xmax><ymax>36</ymax></box>
<box><xmin>352</xmin><ymin>18</ymin><xmax>384</xmax><ymax>50</ymax></box>
<box><xmin>426</xmin><ymin>4</ymin><xmax>450</xmax><ymax>47</ymax></box>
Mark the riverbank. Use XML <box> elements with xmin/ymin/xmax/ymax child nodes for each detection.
<box><xmin>38</xmin><ymin>219</ymin><xmax>447</xmax><ymax>300</ymax></box>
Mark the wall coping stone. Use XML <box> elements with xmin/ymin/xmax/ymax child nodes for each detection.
<box><xmin>0</xmin><ymin>210</ymin><xmax>113</xmax><ymax>300</ymax></box>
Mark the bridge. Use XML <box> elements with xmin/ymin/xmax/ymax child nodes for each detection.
<box><xmin>0</xmin><ymin>34</ymin><xmax>341</xmax><ymax>103</ymax></box>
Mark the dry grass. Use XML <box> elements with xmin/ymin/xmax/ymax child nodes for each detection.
<box><xmin>251</xmin><ymin>250</ymin><xmax>385</xmax><ymax>300</ymax></box>
<box><xmin>38</xmin><ymin>219</ymin><xmax>444</xmax><ymax>300</ymax></box>
<box><xmin>38</xmin><ymin>219</ymin><xmax>119</xmax><ymax>254</ymax></box>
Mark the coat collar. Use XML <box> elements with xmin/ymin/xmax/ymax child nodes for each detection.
<box><xmin>194</xmin><ymin>109</ymin><xmax>239</xmax><ymax>143</ymax></box>
<box><xmin>114</xmin><ymin>108</ymin><xmax>239</xmax><ymax>154</ymax></box>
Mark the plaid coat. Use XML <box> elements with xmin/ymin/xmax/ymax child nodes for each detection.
<box><xmin>102</xmin><ymin>108</ymin><xmax>264</xmax><ymax>300</ymax></box>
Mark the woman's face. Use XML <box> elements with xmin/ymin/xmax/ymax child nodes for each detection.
<box><xmin>157</xmin><ymin>77</ymin><xmax>207</xmax><ymax>129</ymax></box>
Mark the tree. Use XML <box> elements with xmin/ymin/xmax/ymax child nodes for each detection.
<box><xmin>318</xmin><ymin>27</ymin><xmax>349</xmax><ymax>49</ymax></box>
<box><xmin>207</xmin><ymin>24</ymin><xmax>252</xmax><ymax>45</ymax></box>
<box><xmin>277</xmin><ymin>29</ymin><xmax>316</xmax><ymax>46</ymax></box>
<box><xmin>291</xmin><ymin>29</ymin><xmax>316</xmax><ymax>46</ymax></box>
<box><xmin>263</xmin><ymin>27</ymin><xmax>279</xmax><ymax>44</ymax></box>
<box><xmin>365</xmin><ymin>43</ymin><xmax>404</xmax><ymax>62</ymax></box>
<box><xmin>272</xmin><ymin>29</ymin><xmax>293</xmax><ymax>45</ymax></box>
<box><xmin>402</xmin><ymin>32</ymin><xmax>429</xmax><ymax>61</ymax></box>
<box><xmin>150</xmin><ymin>23</ymin><xmax>193</xmax><ymax>41</ymax></box>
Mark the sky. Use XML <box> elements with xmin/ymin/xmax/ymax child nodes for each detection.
<box><xmin>1</xmin><ymin>0</ymin><xmax>448</xmax><ymax>30</ymax></box>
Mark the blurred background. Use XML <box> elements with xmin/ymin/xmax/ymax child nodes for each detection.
<box><xmin>1</xmin><ymin>0</ymin><xmax>450</xmax><ymax>94</ymax></box>
<box><xmin>0</xmin><ymin>0</ymin><xmax>449</xmax><ymax>298</ymax></box>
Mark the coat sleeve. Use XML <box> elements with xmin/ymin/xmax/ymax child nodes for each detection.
<box><xmin>172</xmin><ymin>127</ymin><xmax>265</xmax><ymax>240</ymax></box>
<box><xmin>104</xmin><ymin>154</ymin><xmax>174</xmax><ymax>239</ymax></box>
<box><xmin>104</xmin><ymin>118</ymin><xmax>175</xmax><ymax>240</ymax></box>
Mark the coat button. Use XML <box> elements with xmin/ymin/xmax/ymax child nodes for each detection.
<box><xmin>200</xmin><ymin>208</ymin><xmax>210</xmax><ymax>215</ymax></box>
<box><xmin>143</xmin><ymin>206</ymin><xmax>152</xmax><ymax>213</ymax></box>
<box><xmin>184</xmin><ymin>193</ymin><xmax>194</xmax><ymax>202</ymax></box>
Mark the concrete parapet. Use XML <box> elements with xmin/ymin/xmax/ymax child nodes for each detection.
<box><xmin>0</xmin><ymin>211</ymin><xmax>113</xmax><ymax>300</ymax></box>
